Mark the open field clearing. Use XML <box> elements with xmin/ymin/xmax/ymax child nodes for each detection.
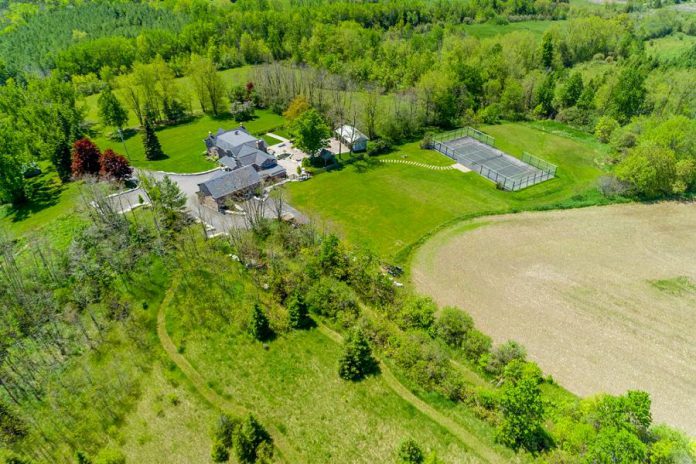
<box><xmin>165</xmin><ymin>311</ymin><xmax>488</xmax><ymax>463</ymax></box>
<box><xmin>412</xmin><ymin>202</ymin><xmax>696</xmax><ymax>434</ymax></box>
<box><xmin>288</xmin><ymin>122</ymin><xmax>606</xmax><ymax>258</ymax></box>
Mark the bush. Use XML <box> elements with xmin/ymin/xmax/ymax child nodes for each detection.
<box><xmin>420</xmin><ymin>133</ymin><xmax>433</xmax><ymax>150</ymax></box>
<box><xmin>305</xmin><ymin>277</ymin><xmax>358</xmax><ymax>324</ymax></box>
<box><xmin>395</xmin><ymin>296</ymin><xmax>436</xmax><ymax>331</ymax></box>
<box><xmin>338</xmin><ymin>327</ymin><xmax>378</xmax><ymax>381</ymax></box>
<box><xmin>397</xmin><ymin>439</ymin><xmax>424</xmax><ymax>464</ymax></box>
<box><xmin>462</xmin><ymin>328</ymin><xmax>492</xmax><ymax>362</ymax></box>
<box><xmin>431</xmin><ymin>307</ymin><xmax>473</xmax><ymax>347</ymax></box>
<box><xmin>367</xmin><ymin>139</ymin><xmax>392</xmax><ymax>156</ymax></box>
<box><xmin>595</xmin><ymin>116</ymin><xmax>620</xmax><ymax>143</ymax></box>
<box><xmin>211</xmin><ymin>440</ymin><xmax>229</xmax><ymax>462</ymax></box>
<box><xmin>93</xmin><ymin>448</ymin><xmax>125</xmax><ymax>464</ymax></box>
<box><xmin>486</xmin><ymin>340</ymin><xmax>526</xmax><ymax>375</ymax></box>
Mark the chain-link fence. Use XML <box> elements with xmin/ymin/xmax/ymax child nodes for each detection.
<box><xmin>430</xmin><ymin>127</ymin><xmax>557</xmax><ymax>191</ymax></box>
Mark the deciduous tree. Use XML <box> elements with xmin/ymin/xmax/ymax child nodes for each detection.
<box><xmin>292</xmin><ymin>108</ymin><xmax>331</xmax><ymax>157</ymax></box>
<box><xmin>71</xmin><ymin>137</ymin><xmax>101</xmax><ymax>177</ymax></box>
<box><xmin>99</xmin><ymin>149</ymin><xmax>132</xmax><ymax>181</ymax></box>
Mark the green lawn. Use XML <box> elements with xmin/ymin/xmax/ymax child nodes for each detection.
<box><xmin>93</xmin><ymin>110</ymin><xmax>287</xmax><ymax>173</ymax></box>
<box><xmin>0</xmin><ymin>163</ymin><xmax>86</xmax><ymax>248</ymax></box>
<box><xmin>288</xmin><ymin>122</ymin><xmax>608</xmax><ymax>259</ymax></box>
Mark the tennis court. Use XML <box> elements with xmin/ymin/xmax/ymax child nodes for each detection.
<box><xmin>431</xmin><ymin>127</ymin><xmax>556</xmax><ymax>191</ymax></box>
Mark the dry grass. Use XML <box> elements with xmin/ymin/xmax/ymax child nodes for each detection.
<box><xmin>412</xmin><ymin>202</ymin><xmax>696</xmax><ymax>435</ymax></box>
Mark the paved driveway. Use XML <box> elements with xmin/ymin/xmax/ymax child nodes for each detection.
<box><xmin>133</xmin><ymin>168</ymin><xmax>306</xmax><ymax>235</ymax></box>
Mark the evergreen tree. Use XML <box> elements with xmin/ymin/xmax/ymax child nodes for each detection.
<box><xmin>249</xmin><ymin>303</ymin><xmax>273</xmax><ymax>341</ymax></box>
<box><xmin>51</xmin><ymin>133</ymin><xmax>73</xmax><ymax>182</ymax></box>
<box><xmin>142</xmin><ymin>116</ymin><xmax>164</xmax><ymax>161</ymax></box>
<box><xmin>232</xmin><ymin>414</ymin><xmax>273</xmax><ymax>464</ymax></box>
<box><xmin>338</xmin><ymin>327</ymin><xmax>377</xmax><ymax>381</ymax></box>
<box><xmin>97</xmin><ymin>85</ymin><xmax>128</xmax><ymax>130</ymax></box>
<box><xmin>397</xmin><ymin>439</ymin><xmax>424</xmax><ymax>464</ymax></box>
<box><xmin>287</xmin><ymin>293</ymin><xmax>311</xmax><ymax>329</ymax></box>
<box><xmin>211</xmin><ymin>440</ymin><xmax>229</xmax><ymax>463</ymax></box>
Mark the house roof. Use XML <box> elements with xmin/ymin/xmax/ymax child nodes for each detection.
<box><xmin>259</xmin><ymin>164</ymin><xmax>287</xmax><ymax>178</ymax></box>
<box><xmin>335</xmin><ymin>124</ymin><xmax>368</xmax><ymax>143</ymax></box>
<box><xmin>205</xmin><ymin>126</ymin><xmax>260</xmax><ymax>154</ymax></box>
<box><xmin>198</xmin><ymin>165</ymin><xmax>260</xmax><ymax>199</ymax></box>
<box><xmin>237</xmin><ymin>145</ymin><xmax>275</xmax><ymax>166</ymax></box>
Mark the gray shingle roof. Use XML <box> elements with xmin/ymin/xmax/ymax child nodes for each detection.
<box><xmin>198</xmin><ymin>165</ymin><xmax>260</xmax><ymax>199</ymax></box>
<box><xmin>259</xmin><ymin>164</ymin><xmax>287</xmax><ymax>178</ymax></box>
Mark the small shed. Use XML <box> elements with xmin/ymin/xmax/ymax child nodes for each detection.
<box><xmin>335</xmin><ymin>125</ymin><xmax>369</xmax><ymax>152</ymax></box>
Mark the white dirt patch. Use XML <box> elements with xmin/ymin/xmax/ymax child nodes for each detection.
<box><xmin>412</xmin><ymin>202</ymin><xmax>696</xmax><ymax>435</ymax></box>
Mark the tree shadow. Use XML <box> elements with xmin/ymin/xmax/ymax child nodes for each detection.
<box><xmin>6</xmin><ymin>173</ymin><xmax>66</xmax><ymax>222</ymax></box>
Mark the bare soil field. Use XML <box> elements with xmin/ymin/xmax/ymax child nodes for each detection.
<box><xmin>412</xmin><ymin>202</ymin><xmax>696</xmax><ymax>435</ymax></box>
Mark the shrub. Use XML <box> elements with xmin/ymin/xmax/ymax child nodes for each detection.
<box><xmin>486</xmin><ymin>340</ymin><xmax>526</xmax><ymax>375</ymax></box>
<box><xmin>432</xmin><ymin>307</ymin><xmax>473</xmax><ymax>347</ymax></box>
<box><xmin>420</xmin><ymin>133</ymin><xmax>433</xmax><ymax>150</ymax></box>
<box><xmin>93</xmin><ymin>448</ymin><xmax>125</xmax><ymax>464</ymax></box>
<box><xmin>305</xmin><ymin>277</ymin><xmax>358</xmax><ymax>324</ymax></box>
<box><xmin>397</xmin><ymin>439</ymin><xmax>424</xmax><ymax>464</ymax></box>
<box><xmin>595</xmin><ymin>116</ymin><xmax>620</xmax><ymax>143</ymax></box>
<box><xmin>367</xmin><ymin>139</ymin><xmax>392</xmax><ymax>156</ymax></box>
<box><xmin>338</xmin><ymin>327</ymin><xmax>377</xmax><ymax>381</ymax></box>
<box><xmin>462</xmin><ymin>328</ymin><xmax>492</xmax><ymax>362</ymax></box>
<box><xmin>396</xmin><ymin>296</ymin><xmax>436</xmax><ymax>331</ymax></box>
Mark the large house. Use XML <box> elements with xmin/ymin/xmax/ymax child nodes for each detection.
<box><xmin>197</xmin><ymin>166</ymin><xmax>261</xmax><ymax>211</ymax></box>
<box><xmin>335</xmin><ymin>124</ymin><xmax>369</xmax><ymax>152</ymax></box>
<box><xmin>198</xmin><ymin>127</ymin><xmax>286</xmax><ymax>211</ymax></box>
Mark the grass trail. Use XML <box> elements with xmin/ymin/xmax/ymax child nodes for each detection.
<box><xmin>316</xmin><ymin>324</ymin><xmax>506</xmax><ymax>464</ymax></box>
<box><xmin>156</xmin><ymin>277</ymin><xmax>300</xmax><ymax>463</ymax></box>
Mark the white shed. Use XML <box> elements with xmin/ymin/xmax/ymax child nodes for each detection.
<box><xmin>335</xmin><ymin>125</ymin><xmax>369</xmax><ymax>152</ymax></box>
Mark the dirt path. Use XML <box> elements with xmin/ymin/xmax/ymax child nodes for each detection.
<box><xmin>156</xmin><ymin>278</ymin><xmax>300</xmax><ymax>463</ymax></box>
<box><xmin>412</xmin><ymin>202</ymin><xmax>696</xmax><ymax>435</ymax></box>
<box><xmin>316</xmin><ymin>324</ymin><xmax>506</xmax><ymax>464</ymax></box>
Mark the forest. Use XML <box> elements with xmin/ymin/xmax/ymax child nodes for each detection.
<box><xmin>1</xmin><ymin>0</ymin><xmax>696</xmax><ymax>462</ymax></box>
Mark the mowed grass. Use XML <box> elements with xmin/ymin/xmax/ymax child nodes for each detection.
<box><xmin>93</xmin><ymin>110</ymin><xmax>287</xmax><ymax>173</ymax></box>
<box><xmin>288</xmin><ymin>121</ymin><xmax>607</xmax><ymax>258</ymax></box>
<box><xmin>167</xmin><ymin>313</ymin><xmax>482</xmax><ymax>463</ymax></box>
<box><xmin>0</xmin><ymin>163</ymin><xmax>86</xmax><ymax>248</ymax></box>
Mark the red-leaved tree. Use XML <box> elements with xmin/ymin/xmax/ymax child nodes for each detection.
<box><xmin>99</xmin><ymin>149</ymin><xmax>132</xmax><ymax>181</ymax></box>
<box><xmin>71</xmin><ymin>138</ymin><xmax>101</xmax><ymax>177</ymax></box>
